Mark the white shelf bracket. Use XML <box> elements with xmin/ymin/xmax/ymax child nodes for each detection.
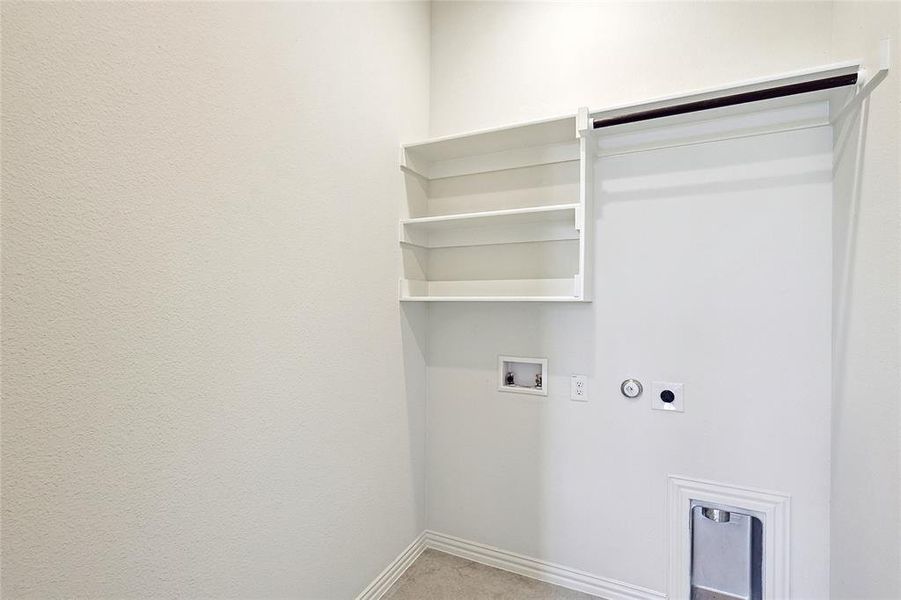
<box><xmin>576</xmin><ymin>106</ymin><xmax>590</xmax><ymax>138</ymax></box>
<box><xmin>879</xmin><ymin>37</ymin><xmax>892</xmax><ymax>71</ymax></box>
<box><xmin>833</xmin><ymin>39</ymin><xmax>891</xmax><ymax>123</ymax></box>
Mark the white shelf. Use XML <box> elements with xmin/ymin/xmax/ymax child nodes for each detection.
<box><xmin>400</xmin><ymin>296</ymin><xmax>579</xmax><ymax>303</ymax></box>
<box><xmin>399</xmin><ymin>278</ymin><xmax>580</xmax><ymax>302</ymax></box>
<box><xmin>398</xmin><ymin>108</ymin><xmax>593</xmax><ymax>302</ymax></box>
<box><xmin>590</xmin><ymin>61</ymin><xmax>861</xmax><ymax>156</ymax></box>
<box><xmin>400</xmin><ymin>204</ymin><xmax>580</xmax><ymax>249</ymax></box>
<box><xmin>589</xmin><ymin>61</ymin><xmax>860</xmax><ymax>128</ymax></box>
<box><xmin>396</xmin><ymin>60</ymin><xmax>869</xmax><ymax>303</ymax></box>
<box><xmin>404</xmin><ymin>114</ymin><xmax>577</xmax><ymax>162</ymax></box>
<box><xmin>402</xmin><ymin>203</ymin><xmax>579</xmax><ymax>230</ymax></box>
<box><xmin>401</xmin><ymin>114</ymin><xmax>580</xmax><ymax>180</ymax></box>
<box><xmin>594</xmin><ymin>100</ymin><xmax>834</xmax><ymax>158</ymax></box>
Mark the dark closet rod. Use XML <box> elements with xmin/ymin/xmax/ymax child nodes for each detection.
<box><xmin>592</xmin><ymin>73</ymin><xmax>859</xmax><ymax>129</ymax></box>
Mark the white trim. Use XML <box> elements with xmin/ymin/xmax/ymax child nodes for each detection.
<box><xmin>424</xmin><ymin>530</ymin><xmax>666</xmax><ymax>600</ymax></box>
<box><xmin>355</xmin><ymin>532</ymin><xmax>427</xmax><ymax>600</ymax></box>
<box><xmin>666</xmin><ymin>475</ymin><xmax>791</xmax><ymax>600</ymax></box>
<box><xmin>356</xmin><ymin>529</ymin><xmax>667</xmax><ymax>600</ymax></box>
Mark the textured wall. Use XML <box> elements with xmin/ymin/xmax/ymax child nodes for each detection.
<box><xmin>830</xmin><ymin>3</ymin><xmax>901</xmax><ymax>598</ymax></box>
<box><xmin>1</xmin><ymin>2</ymin><xmax>429</xmax><ymax>598</ymax></box>
<box><xmin>429</xmin><ymin>1</ymin><xmax>832</xmax><ymax>136</ymax></box>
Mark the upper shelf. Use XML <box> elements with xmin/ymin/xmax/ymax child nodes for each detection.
<box><xmin>401</xmin><ymin>114</ymin><xmax>580</xmax><ymax>180</ymax></box>
<box><xmin>587</xmin><ymin>61</ymin><xmax>862</xmax><ymax>157</ymax></box>
<box><xmin>399</xmin><ymin>61</ymin><xmax>864</xmax><ymax>178</ymax></box>
<box><xmin>589</xmin><ymin>61</ymin><xmax>861</xmax><ymax>130</ymax></box>
<box><xmin>404</xmin><ymin>114</ymin><xmax>577</xmax><ymax>162</ymax></box>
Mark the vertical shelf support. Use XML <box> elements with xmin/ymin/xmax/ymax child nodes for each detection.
<box><xmin>577</xmin><ymin>106</ymin><xmax>594</xmax><ymax>301</ymax></box>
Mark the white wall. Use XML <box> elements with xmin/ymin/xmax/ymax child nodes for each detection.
<box><xmin>429</xmin><ymin>1</ymin><xmax>832</xmax><ymax>137</ymax></box>
<box><xmin>830</xmin><ymin>3</ymin><xmax>901</xmax><ymax>599</ymax></box>
<box><xmin>426</xmin><ymin>2</ymin><xmax>847</xmax><ymax>597</ymax></box>
<box><xmin>0</xmin><ymin>3</ymin><xmax>429</xmax><ymax>598</ymax></box>
<box><xmin>3</xmin><ymin>3</ymin><xmax>898</xmax><ymax>598</ymax></box>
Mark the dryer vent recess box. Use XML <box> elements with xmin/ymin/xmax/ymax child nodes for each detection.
<box><xmin>498</xmin><ymin>356</ymin><xmax>548</xmax><ymax>396</ymax></box>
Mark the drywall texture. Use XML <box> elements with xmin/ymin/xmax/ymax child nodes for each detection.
<box><xmin>426</xmin><ymin>2</ymin><xmax>843</xmax><ymax>597</ymax></box>
<box><xmin>830</xmin><ymin>3</ymin><xmax>901</xmax><ymax>599</ymax></box>
<box><xmin>429</xmin><ymin>1</ymin><xmax>833</xmax><ymax>136</ymax></box>
<box><xmin>1</xmin><ymin>3</ymin><xmax>429</xmax><ymax>598</ymax></box>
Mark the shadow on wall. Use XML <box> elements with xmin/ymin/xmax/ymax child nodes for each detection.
<box><xmin>831</xmin><ymin>98</ymin><xmax>869</xmax><ymax>401</ymax></box>
<box><xmin>426</xmin><ymin>299</ymin><xmax>597</xmax><ymax>556</ymax></box>
<box><xmin>401</xmin><ymin>301</ymin><xmax>429</xmax><ymax>530</ymax></box>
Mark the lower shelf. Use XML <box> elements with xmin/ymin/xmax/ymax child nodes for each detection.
<box><xmin>399</xmin><ymin>278</ymin><xmax>583</xmax><ymax>302</ymax></box>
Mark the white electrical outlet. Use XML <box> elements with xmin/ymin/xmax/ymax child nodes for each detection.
<box><xmin>570</xmin><ymin>375</ymin><xmax>588</xmax><ymax>401</ymax></box>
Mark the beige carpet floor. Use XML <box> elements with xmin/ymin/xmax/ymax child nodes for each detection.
<box><xmin>382</xmin><ymin>548</ymin><xmax>601</xmax><ymax>600</ymax></box>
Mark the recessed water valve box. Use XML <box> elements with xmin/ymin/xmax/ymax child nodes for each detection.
<box><xmin>498</xmin><ymin>356</ymin><xmax>548</xmax><ymax>396</ymax></box>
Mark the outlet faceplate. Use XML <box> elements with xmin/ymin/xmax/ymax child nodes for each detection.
<box><xmin>652</xmin><ymin>381</ymin><xmax>684</xmax><ymax>412</ymax></box>
<box><xmin>570</xmin><ymin>375</ymin><xmax>587</xmax><ymax>402</ymax></box>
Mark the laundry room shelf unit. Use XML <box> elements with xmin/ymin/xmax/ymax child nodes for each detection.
<box><xmin>398</xmin><ymin>108</ymin><xmax>594</xmax><ymax>302</ymax></box>
<box><xmin>397</xmin><ymin>53</ymin><xmax>887</xmax><ymax>303</ymax></box>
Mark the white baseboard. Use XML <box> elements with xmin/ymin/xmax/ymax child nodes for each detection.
<box><xmin>356</xmin><ymin>528</ymin><xmax>666</xmax><ymax>600</ymax></box>
<box><xmin>424</xmin><ymin>530</ymin><xmax>666</xmax><ymax>600</ymax></box>
<box><xmin>355</xmin><ymin>532</ymin><xmax>427</xmax><ymax>600</ymax></box>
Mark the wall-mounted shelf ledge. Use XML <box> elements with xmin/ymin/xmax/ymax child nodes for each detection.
<box><xmin>401</xmin><ymin>114</ymin><xmax>580</xmax><ymax>180</ymax></box>
<box><xmin>400</xmin><ymin>296</ymin><xmax>580</xmax><ymax>302</ymax></box>
<box><xmin>402</xmin><ymin>203</ymin><xmax>580</xmax><ymax>230</ymax></box>
<box><xmin>403</xmin><ymin>114</ymin><xmax>577</xmax><ymax>161</ymax></box>
<box><xmin>595</xmin><ymin>101</ymin><xmax>832</xmax><ymax>158</ymax></box>
<box><xmin>399</xmin><ymin>278</ymin><xmax>582</xmax><ymax>302</ymax></box>
<box><xmin>402</xmin><ymin>141</ymin><xmax>579</xmax><ymax>180</ymax></box>
<box><xmin>589</xmin><ymin>61</ymin><xmax>861</xmax><ymax>130</ymax></box>
<box><xmin>400</xmin><ymin>204</ymin><xmax>580</xmax><ymax>249</ymax></box>
<box><xmin>585</xmin><ymin>62</ymin><xmax>865</xmax><ymax>157</ymax></box>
